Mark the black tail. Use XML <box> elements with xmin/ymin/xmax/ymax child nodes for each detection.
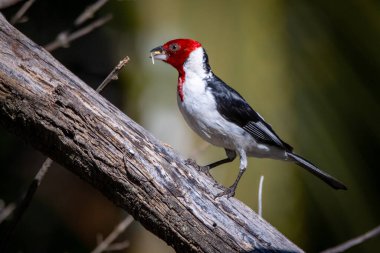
<box><xmin>287</xmin><ymin>152</ymin><xmax>347</xmax><ymax>190</ymax></box>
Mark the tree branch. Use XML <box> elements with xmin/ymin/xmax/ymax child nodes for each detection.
<box><xmin>10</xmin><ymin>0</ymin><xmax>35</xmax><ymax>25</ymax></box>
<box><xmin>96</xmin><ymin>56</ymin><xmax>129</xmax><ymax>93</ymax></box>
<box><xmin>44</xmin><ymin>14</ymin><xmax>112</xmax><ymax>52</ymax></box>
<box><xmin>91</xmin><ymin>215</ymin><xmax>133</xmax><ymax>253</ymax></box>
<box><xmin>0</xmin><ymin>203</ymin><xmax>16</xmax><ymax>224</ymax></box>
<box><xmin>0</xmin><ymin>157</ymin><xmax>52</xmax><ymax>250</ymax></box>
<box><xmin>74</xmin><ymin>0</ymin><xmax>109</xmax><ymax>26</ymax></box>
<box><xmin>321</xmin><ymin>225</ymin><xmax>380</xmax><ymax>253</ymax></box>
<box><xmin>0</xmin><ymin>14</ymin><xmax>302</xmax><ymax>253</ymax></box>
<box><xmin>0</xmin><ymin>0</ymin><xmax>22</xmax><ymax>9</ymax></box>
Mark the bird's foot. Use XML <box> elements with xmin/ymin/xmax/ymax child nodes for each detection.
<box><xmin>215</xmin><ymin>186</ymin><xmax>236</xmax><ymax>199</ymax></box>
<box><xmin>184</xmin><ymin>158</ymin><xmax>226</xmax><ymax>191</ymax></box>
<box><xmin>212</xmin><ymin>182</ymin><xmax>227</xmax><ymax>191</ymax></box>
<box><xmin>184</xmin><ymin>158</ymin><xmax>198</xmax><ymax>167</ymax></box>
<box><xmin>185</xmin><ymin>158</ymin><xmax>212</xmax><ymax>177</ymax></box>
<box><xmin>198</xmin><ymin>165</ymin><xmax>212</xmax><ymax>177</ymax></box>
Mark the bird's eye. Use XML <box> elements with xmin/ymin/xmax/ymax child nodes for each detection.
<box><xmin>169</xmin><ymin>43</ymin><xmax>180</xmax><ymax>51</ymax></box>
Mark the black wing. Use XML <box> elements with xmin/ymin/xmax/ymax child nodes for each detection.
<box><xmin>206</xmin><ymin>75</ymin><xmax>293</xmax><ymax>151</ymax></box>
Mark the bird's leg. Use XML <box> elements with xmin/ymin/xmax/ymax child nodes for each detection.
<box><xmin>217</xmin><ymin>168</ymin><xmax>246</xmax><ymax>198</ymax></box>
<box><xmin>216</xmin><ymin>151</ymin><xmax>247</xmax><ymax>199</ymax></box>
<box><xmin>199</xmin><ymin>149</ymin><xmax>236</xmax><ymax>176</ymax></box>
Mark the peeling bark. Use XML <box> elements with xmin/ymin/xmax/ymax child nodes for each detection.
<box><xmin>0</xmin><ymin>14</ymin><xmax>302</xmax><ymax>253</ymax></box>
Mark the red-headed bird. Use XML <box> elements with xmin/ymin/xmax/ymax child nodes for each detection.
<box><xmin>150</xmin><ymin>38</ymin><xmax>346</xmax><ymax>198</ymax></box>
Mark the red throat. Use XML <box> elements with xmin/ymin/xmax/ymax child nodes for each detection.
<box><xmin>177</xmin><ymin>68</ymin><xmax>185</xmax><ymax>102</ymax></box>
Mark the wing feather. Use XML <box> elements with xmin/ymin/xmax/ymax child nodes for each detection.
<box><xmin>206</xmin><ymin>74</ymin><xmax>293</xmax><ymax>151</ymax></box>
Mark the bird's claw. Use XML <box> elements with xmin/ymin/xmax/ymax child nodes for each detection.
<box><xmin>215</xmin><ymin>187</ymin><xmax>236</xmax><ymax>199</ymax></box>
<box><xmin>198</xmin><ymin>165</ymin><xmax>212</xmax><ymax>177</ymax></box>
<box><xmin>184</xmin><ymin>158</ymin><xmax>198</xmax><ymax>167</ymax></box>
<box><xmin>185</xmin><ymin>158</ymin><xmax>227</xmax><ymax>192</ymax></box>
<box><xmin>212</xmin><ymin>182</ymin><xmax>226</xmax><ymax>191</ymax></box>
<box><xmin>185</xmin><ymin>158</ymin><xmax>212</xmax><ymax>177</ymax></box>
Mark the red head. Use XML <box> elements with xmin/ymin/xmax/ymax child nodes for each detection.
<box><xmin>150</xmin><ymin>39</ymin><xmax>202</xmax><ymax>71</ymax></box>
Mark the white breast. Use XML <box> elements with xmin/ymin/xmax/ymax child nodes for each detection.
<box><xmin>178</xmin><ymin>83</ymin><xmax>247</xmax><ymax>150</ymax></box>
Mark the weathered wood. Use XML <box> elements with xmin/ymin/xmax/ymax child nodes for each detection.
<box><xmin>0</xmin><ymin>14</ymin><xmax>303</xmax><ymax>253</ymax></box>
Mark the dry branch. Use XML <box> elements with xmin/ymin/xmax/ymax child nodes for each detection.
<box><xmin>321</xmin><ymin>225</ymin><xmax>380</xmax><ymax>253</ymax></box>
<box><xmin>0</xmin><ymin>157</ymin><xmax>52</xmax><ymax>250</ymax></box>
<box><xmin>91</xmin><ymin>215</ymin><xmax>133</xmax><ymax>253</ymax></box>
<box><xmin>0</xmin><ymin>14</ymin><xmax>303</xmax><ymax>253</ymax></box>
<box><xmin>0</xmin><ymin>0</ymin><xmax>22</xmax><ymax>9</ymax></box>
<box><xmin>10</xmin><ymin>0</ymin><xmax>35</xmax><ymax>24</ymax></box>
<box><xmin>96</xmin><ymin>56</ymin><xmax>130</xmax><ymax>93</ymax></box>
<box><xmin>258</xmin><ymin>175</ymin><xmax>264</xmax><ymax>217</ymax></box>
<box><xmin>0</xmin><ymin>203</ymin><xmax>15</xmax><ymax>224</ymax></box>
<box><xmin>75</xmin><ymin>0</ymin><xmax>109</xmax><ymax>26</ymax></box>
<box><xmin>44</xmin><ymin>14</ymin><xmax>112</xmax><ymax>52</ymax></box>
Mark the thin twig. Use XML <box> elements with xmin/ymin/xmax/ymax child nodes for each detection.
<box><xmin>96</xmin><ymin>56</ymin><xmax>130</xmax><ymax>93</ymax></box>
<box><xmin>103</xmin><ymin>240</ymin><xmax>130</xmax><ymax>251</ymax></box>
<box><xmin>321</xmin><ymin>224</ymin><xmax>380</xmax><ymax>253</ymax></box>
<box><xmin>258</xmin><ymin>175</ymin><xmax>264</xmax><ymax>217</ymax></box>
<box><xmin>96</xmin><ymin>233</ymin><xmax>104</xmax><ymax>245</ymax></box>
<box><xmin>10</xmin><ymin>0</ymin><xmax>35</xmax><ymax>25</ymax></box>
<box><xmin>44</xmin><ymin>14</ymin><xmax>112</xmax><ymax>52</ymax></box>
<box><xmin>0</xmin><ymin>0</ymin><xmax>22</xmax><ymax>9</ymax></box>
<box><xmin>0</xmin><ymin>158</ymin><xmax>53</xmax><ymax>250</ymax></box>
<box><xmin>0</xmin><ymin>203</ymin><xmax>16</xmax><ymax>224</ymax></box>
<box><xmin>75</xmin><ymin>0</ymin><xmax>109</xmax><ymax>26</ymax></box>
<box><xmin>91</xmin><ymin>215</ymin><xmax>134</xmax><ymax>253</ymax></box>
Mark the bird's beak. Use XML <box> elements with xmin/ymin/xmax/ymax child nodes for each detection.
<box><xmin>150</xmin><ymin>46</ymin><xmax>167</xmax><ymax>64</ymax></box>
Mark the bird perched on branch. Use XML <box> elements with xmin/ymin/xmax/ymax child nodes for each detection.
<box><xmin>150</xmin><ymin>38</ymin><xmax>347</xmax><ymax>198</ymax></box>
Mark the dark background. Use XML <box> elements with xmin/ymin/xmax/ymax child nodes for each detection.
<box><xmin>0</xmin><ymin>0</ymin><xmax>379</xmax><ymax>252</ymax></box>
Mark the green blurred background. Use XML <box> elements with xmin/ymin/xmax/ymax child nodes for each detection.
<box><xmin>0</xmin><ymin>0</ymin><xmax>379</xmax><ymax>252</ymax></box>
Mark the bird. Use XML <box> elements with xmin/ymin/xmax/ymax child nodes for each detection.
<box><xmin>150</xmin><ymin>38</ymin><xmax>347</xmax><ymax>198</ymax></box>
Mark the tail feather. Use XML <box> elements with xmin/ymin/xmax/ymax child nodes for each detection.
<box><xmin>287</xmin><ymin>152</ymin><xmax>347</xmax><ymax>190</ymax></box>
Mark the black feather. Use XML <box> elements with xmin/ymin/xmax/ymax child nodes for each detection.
<box><xmin>287</xmin><ymin>152</ymin><xmax>347</xmax><ymax>190</ymax></box>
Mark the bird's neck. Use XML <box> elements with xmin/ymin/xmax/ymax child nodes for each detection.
<box><xmin>177</xmin><ymin>68</ymin><xmax>186</xmax><ymax>102</ymax></box>
<box><xmin>177</xmin><ymin>47</ymin><xmax>212</xmax><ymax>102</ymax></box>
